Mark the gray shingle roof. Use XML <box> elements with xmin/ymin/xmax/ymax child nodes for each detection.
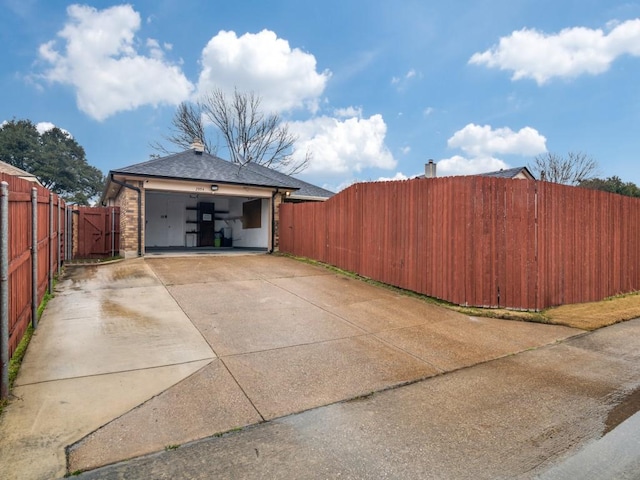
<box><xmin>110</xmin><ymin>150</ymin><xmax>333</xmax><ymax>199</ymax></box>
<box><xmin>479</xmin><ymin>166</ymin><xmax>535</xmax><ymax>179</ymax></box>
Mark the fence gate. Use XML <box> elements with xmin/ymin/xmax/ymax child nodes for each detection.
<box><xmin>74</xmin><ymin>206</ymin><xmax>120</xmax><ymax>258</ymax></box>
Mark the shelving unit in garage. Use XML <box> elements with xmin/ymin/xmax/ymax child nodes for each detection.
<box><xmin>185</xmin><ymin>204</ymin><xmax>234</xmax><ymax>247</ymax></box>
<box><xmin>185</xmin><ymin>206</ymin><xmax>199</xmax><ymax>247</ymax></box>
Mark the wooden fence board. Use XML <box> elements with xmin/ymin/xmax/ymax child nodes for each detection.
<box><xmin>280</xmin><ymin>177</ymin><xmax>640</xmax><ymax>310</ymax></box>
<box><xmin>0</xmin><ymin>173</ymin><xmax>66</xmax><ymax>364</ymax></box>
<box><xmin>74</xmin><ymin>206</ymin><xmax>120</xmax><ymax>258</ymax></box>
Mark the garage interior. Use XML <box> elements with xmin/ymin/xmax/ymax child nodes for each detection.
<box><xmin>145</xmin><ymin>191</ymin><xmax>269</xmax><ymax>251</ymax></box>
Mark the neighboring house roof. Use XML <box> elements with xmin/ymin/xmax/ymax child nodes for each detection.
<box><xmin>108</xmin><ymin>149</ymin><xmax>333</xmax><ymax>200</ymax></box>
<box><xmin>415</xmin><ymin>164</ymin><xmax>536</xmax><ymax>181</ymax></box>
<box><xmin>478</xmin><ymin>166</ymin><xmax>535</xmax><ymax>180</ymax></box>
<box><xmin>0</xmin><ymin>159</ymin><xmax>42</xmax><ymax>185</ymax></box>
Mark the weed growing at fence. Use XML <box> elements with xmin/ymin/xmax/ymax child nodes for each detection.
<box><xmin>8</xmin><ymin>326</ymin><xmax>33</xmax><ymax>390</ymax></box>
<box><xmin>1</xmin><ymin>280</ymin><xmax>56</xmax><ymax>415</ymax></box>
<box><xmin>64</xmin><ymin>470</ymin><xmax>84</xmax><ymax>477</ymax></box>
<box><xmin>37</xmin><ymin>290</ymin><xmax>53</xmax><ymax>320</ymax></box>
<box><xmin>0</xmin><ymin>325</ymin><xmax>34</xmax><ymax>416</ymax></box>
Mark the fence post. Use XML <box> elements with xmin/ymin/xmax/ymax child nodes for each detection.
<box><xmin>65</xmin><ymin>206</ymin><xmax>70</xmax><ymax>261</ymax></box>
<box><xmin>58</xmin><ymin>197</ymin><xmax>62</xmax><ymax>272</ymax></box>
<box><xmin>1</xmin><ymin>182</ymin><xmax>9</xmax><ymax>399</ymax></box>
<box><xmin>31</xmin><ymin>187</ymin><xmax>38</xmax><ymax>329</ymax></box>
<box><xmin>49</xmin><ymin>192</ymin><xmax>53</xmax><ymax>293</ymax></box>
<box><xmin>111</xmin><ymin>207</ymin><xmax>115</xmax><ymax>257</ymax></box>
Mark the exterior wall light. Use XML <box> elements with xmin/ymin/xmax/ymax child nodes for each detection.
<box><xmin>211</xmin><ymin>185</ymin><xmax>219</xmax><ymax>191</ymax></box>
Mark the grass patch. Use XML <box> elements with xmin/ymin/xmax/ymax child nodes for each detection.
<box><xmin>64</xmin><ymin>470</ymin><xmax>84</xmax><ymax>477</ymax></box>
<box><xmin>544</xmin><ymin>292</ymin><xmax>640</xmax><ymax>330</ymax></box>
<box><xmin>9</xmin><ymin>326</ymin><xmax>34</xmax><ymax>390</ymax></box>
<box><xmin>452</xmin><ymin>306</ymin><xmax>548</xmax><ymax>323</ymax></box>
<box><xmin>280</xmin><ymin>253</ymin><xmax>640</xmax><ymax>330</ymax></box>
<box><xmin>37</xmin><ymin>290</ymin><xmax>53</xmax><ymax>320</ymax></box>
<box><xmin>0</xmin><ymin>326</ymin><xmax>34</xmax><ymax>416</ymax></box>
<box><xmin>165</xmin><ymin>444</ymin><xmax>180</xmax><ymax>451</ymax></box>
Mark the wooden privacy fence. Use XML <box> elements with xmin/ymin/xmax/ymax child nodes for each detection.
<box><xmin>0</xmin><ymin>173</ymin><xmax>119</xmax><ymax>398</ymax></box>
<box><xmin>73</xmin><ymin>206</ymin><xmax>120</xmax><ymax>258</ymax></box>
<box><xmin>279</xmin><ymin>177</ymin><xmax>640</xmax><ymax>311</ymax></box>
<box><xmin>0</xmin><ymin>173</ymin><xmax>66</xmax><ymax>398</ymax></box>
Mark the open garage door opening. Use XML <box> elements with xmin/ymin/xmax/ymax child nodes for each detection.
<box><xmin>145</xmin><ymin>191</ymin><xmax>269</xmax><ymax>252</ymax></box>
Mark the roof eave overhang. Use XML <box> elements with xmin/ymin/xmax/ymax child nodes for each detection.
<box><xmin>108</xmin><ymin>171</ymin><xmax>299</xmax><ymax>192</ymax></box>
<box><xmin>102</xmin><ymin>172</ymin><xmax>300</xmax><ymax>203</ymax></box>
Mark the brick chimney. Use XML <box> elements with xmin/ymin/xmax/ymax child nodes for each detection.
<box><xmin>191</xmin><ymin>139</ymin><xmax>205</xmax><ymax>154</ymax></box>
<box><xmin>425</xmin><ymin>159</ymin><xmax>436</xmax><ymax>178</ymax></box>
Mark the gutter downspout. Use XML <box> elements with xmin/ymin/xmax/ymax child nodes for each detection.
<box><xmin>110</xmin><ymin>174</ymin><xmax>142</xmax><ymax>257</ymax></box>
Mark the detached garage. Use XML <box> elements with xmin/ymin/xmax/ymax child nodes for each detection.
<box><xmin>101</xmin><ymin>144</ymin><xmax>333</xmax><ymax>258</ymax></box>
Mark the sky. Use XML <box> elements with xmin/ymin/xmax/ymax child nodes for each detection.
<box><xmin>1</xmin><ymin>0</ymin><xmax>640</xmax><ymax>192</ymax></box>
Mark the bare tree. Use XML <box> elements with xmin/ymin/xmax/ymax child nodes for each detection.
<box><xmin>150</xmin><ymin>102</ymin><xmax>216</xmax><ymax>156</ymax></box>
<box><xmin>201</xmin><ymin>88</ymin><xmax>309</xmax><ymax>174</ymax></box>
<box><xmin>152</xmin><ymin>89</ymin><xmax>309</xmax><ymax>175</ymax></box>
<box><xmin>529</xmin><ymin>152</ymin><xmax>599</xmax><ymax>185</ymax></box>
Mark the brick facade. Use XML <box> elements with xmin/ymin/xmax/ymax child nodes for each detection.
<box><xmin>272</xmin><ymin>192</ymin><xmax>284</xmax><ymax>252</ymax></box>
<box><xmin>114</xmin><ymin>181</ymin><xmax>144</xmax><ymax>257</ymax></box>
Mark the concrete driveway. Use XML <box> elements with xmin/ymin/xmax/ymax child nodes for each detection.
<box><xmin>0</xmin><ymin>254</ymin><xmax>586</xmax><ymax>479</ymax></box>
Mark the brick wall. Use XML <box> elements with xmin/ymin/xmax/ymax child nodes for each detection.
<box><xmin>273</xmin><ymin>192</ymin><xmax>284</xmax><ymax>251</ymax></box>
<box><xmin>114</xmin><ymin>181</ymin><xmax>144</xmax><ymax>257</ymax></box>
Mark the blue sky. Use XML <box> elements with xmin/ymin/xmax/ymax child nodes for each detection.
<box><xmin>2</xmin><ymin>0</ymin><xmax>640</xmax><ymax>191</ymax></box>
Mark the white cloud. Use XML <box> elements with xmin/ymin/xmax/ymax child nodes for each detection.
<box><xmin>436</xmin><ymin>155</ymin><xmax>509</xmax><ymax>176</ymax></box>
<box><xmin>469</xmin><ymin>19</ymin><xmax>640</xmax><ymax>84</ymax></box>
<box><xmin>36</xmin><ymin>121</ymin><xmax>72</xmax><ymax>138</ymax></box>
<box><xmin>391</xmin><ymin>68</ymin><xmax>420</xmax><ymax>90</ymax></box>
<box><xmin>401</xmin><ymin>146</ymin><xmax>411</xmax><ymax>155</ymax></box>
<box><xmin>197</xmin><ymin>29</ymin><xmax>331</xmax><ymax>114</ymax></box>
<box><xmin>437</xmin><ymin>123</ymin><xmax>547</xmax><ymax>176</ymax></box>
<box><xmin>38</xmin><ymin>4</ymin><xmax>193</xmax><ymax>121</ymax></box>
<box><xmin>146</xmin><ymin>38</ymin><xmax>165</xmax><ymax>60</ymax></box>
<box><xmin>423</xmin><ymin>107</ymin><xmax>435</xmax><ymax>116</ymax></box>
<box><xmin>377</xmin><ymin>172</ymin><xmax>409</xmax><ymax>182</ymax></box>
<box><xmin>447</xmin><ymin>123</ymin><xmax>547</xmax><ymax>157</ymax></box>
<box><xmin>334</xmin><ymin>106</ymin><xmax>363</xmax><ymax>118</ymax></box>
<box><xmin>35</xmin><ymin>121</ymin><xmax>55</xmax><ymax>134</ymax></box>
<box><xmin>289</xmin><ymin>114</ymin><xmax>396</xmax><ymax>175</ymax></box>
